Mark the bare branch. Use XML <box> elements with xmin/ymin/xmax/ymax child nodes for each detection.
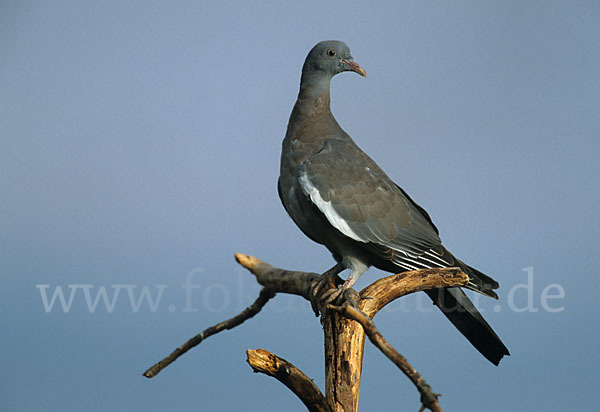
<box><xmin>235</xmin><ymin>253</ymin><xmax>322</xmax><ymax>300</ymax></box>
<box><xmin>359</xmin><ymin>267</ymin><xmax>468</xmax><ymax>317</ymax></box>
<box><xmin>144</xmin><ymin>253</ymin><xmax>471</xmax><ymax>412</ymax></box>
<box><xmin>143</xmin><ymin>287</ymin><xmax>275</xmax><ymax>378</ymax></box>
<box><xmin>247</xmin><ymin>348</ymin><xmax>332</xmax><ymax>412</ymax></box>
<box><xmin>323</xmin><ymin>268</ymin><xmax>467</xmax><ymax>411</ymax></box>
<box><xmin>330</xmin><ymin>303</ymin><xmax>442</xmax><ymax>412</ymax></box>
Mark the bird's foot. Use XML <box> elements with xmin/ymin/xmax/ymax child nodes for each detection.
<box><xmin>309</xmin><ymin>263</ymin><xmax>345</xmax><ymax>316</ymax></box>
<box><xmin>316</xmin><ymin>275</ymin><xmax>356</xmax><ymax>309</ymax></box>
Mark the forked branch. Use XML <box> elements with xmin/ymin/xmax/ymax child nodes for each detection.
<box><xmin>329</xmin><ymin>303</ymin><xmax>442</xmax><ymax>412</ymax></box>
<box><xmin>143</xmin><ymin>253</ymin><xmax>469</xmax><ymax>412</ymax></box>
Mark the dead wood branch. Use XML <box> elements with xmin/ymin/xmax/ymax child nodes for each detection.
<box><xmin>144</xmin><ymin>253</ymin><xmax>469</xmax><ymax>412</ymax></box>
<box><xmin>235</xmin><ymin>253</ymin><xmax>322</xmax><ymax>299</ymax></box>
<box><xmin>329</xmin><ymin>303</ymin><xmax>442</xmax><ymax>412</ymax></box>
<box><xmin>143</xmin><ymin>287</ymin><xmax>275</xmax><ymax>378</ymax></box>
<box><xmin>359</xmin><ymin>267</ymin><xmax>468</xmax><ymax>317</ymax></box>
<box><xmin>323</xmin><ymin>267</ymin><xmax>467</xmax><ymax>412</ymax></box>
<box><xmin>247</xmin><ymin>348</ymin><xmax>332</xmax><ymax>412</ymax></box>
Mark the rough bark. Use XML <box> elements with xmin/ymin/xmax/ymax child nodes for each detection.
<box><xmin>247</xmin><ymin>348</ymin><xmax>332</xmax><ymax>412</ymax></box>
<box><xmin>144</xmin><ymin>253</ymin><xmax>469</xmax><ymax>412</ymax></box>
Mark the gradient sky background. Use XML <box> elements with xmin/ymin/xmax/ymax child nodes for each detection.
<box><xmin>2</xmin><ymin>1</ymin><xmax>599</xmax><ymax>411</ymax></box>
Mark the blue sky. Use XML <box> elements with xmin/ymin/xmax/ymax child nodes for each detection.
<box><xmin>2</xmin><ymin>1</ymin><xmax>599</xmax><ymax>411</ymax></box>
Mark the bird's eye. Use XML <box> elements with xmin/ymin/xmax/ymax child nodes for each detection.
<box><xmin>327</xmin><ymin>49</ymin><xmax>336</xmax><ymax>57</ymax></box>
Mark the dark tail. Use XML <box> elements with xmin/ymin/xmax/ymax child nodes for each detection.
<box><xmin>425</xmin><ymin>287</ymin><xmax>510</xmax><ymax>365</ymax></box>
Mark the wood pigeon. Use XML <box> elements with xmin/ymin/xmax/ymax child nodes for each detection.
<box><xmin>278</xmin><ymin>40</ymin><xmax>509</xmax><ymax>365</ymax></box>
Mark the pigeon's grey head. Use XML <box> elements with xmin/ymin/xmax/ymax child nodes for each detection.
<box><xmin>301</xmin><ymin>40</ymin><xmax>366</xmax><ymax>80</ymax></box>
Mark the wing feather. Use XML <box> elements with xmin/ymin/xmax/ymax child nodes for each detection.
<box><xmin>298</xmin><ymin>138</ymin><xmax>441</xmax><ymax>261</ymax></box>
